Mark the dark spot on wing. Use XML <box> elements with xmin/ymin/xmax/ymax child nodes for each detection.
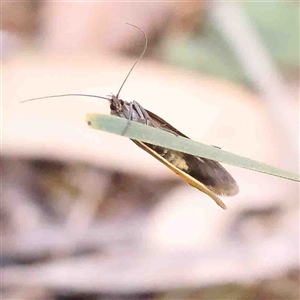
<box><xmin>145</xmin><ymin>144</ymin><xmax>238</xmax><ymax>196</ymax></box>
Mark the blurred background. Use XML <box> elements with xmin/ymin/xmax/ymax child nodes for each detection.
<box><xmin>2</xmin><ymin>2</ymin><xmax>299</xmax><ymax>300</ymax></box>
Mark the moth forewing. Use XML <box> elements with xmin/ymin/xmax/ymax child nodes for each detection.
<box><xmin>131</xmin><ymin>140</ymin><xmax>228</xmax><ymax>209</ymax></box>
<box><xmin>145</xmin><ymin>109</ymin><xmax>239</xmax><ymax>196</ymax></box>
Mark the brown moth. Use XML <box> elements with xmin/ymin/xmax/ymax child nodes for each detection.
<box><xmin>22</xmin><ymin>23</ymin><xmax>238</xmax><ymax>209</ymax></box>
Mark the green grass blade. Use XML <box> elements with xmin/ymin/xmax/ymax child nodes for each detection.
<box><xmin>86</xmin><ymin>114</ymin><xmax>299</xmax><ymax>182</ymax></box>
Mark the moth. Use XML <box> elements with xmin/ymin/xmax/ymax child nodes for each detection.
<box><xmin>22</xmin><ymin>23</ymin><xmax>238</xmax><ymax>209</ymax></box>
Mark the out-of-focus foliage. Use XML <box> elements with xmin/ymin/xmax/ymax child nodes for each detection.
<box><xmin>161</xmin><ymin>2</ymin><xmax>299</xmax><ymax>84</ymax></box>
<box><xmin>244</xmin><ymin>2</ymin><xmax>299</xmax><ymax>67</ymax></box>
<box><xmin>161</xmin><ymin>26</ymin><xmax>245</xmax><ymax>83</ymax></box>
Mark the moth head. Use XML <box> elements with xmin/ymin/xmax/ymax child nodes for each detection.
<box><xmin>110</xmin><ymin>95</ymin><xmax>124</xmax><ymax>112</ymax></box>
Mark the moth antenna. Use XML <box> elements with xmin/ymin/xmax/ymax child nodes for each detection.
<box><xmin>21</xmin><ymin>23</ymin><xmax>147</xmax><ymax>105</ymax></box>
<box><xmin>116</xmin><ymin>23</ymin><xmax>148</xmax><ymax>98</ymax></box>
<box><xmin>21</xmin><ymin>93</ymin><xmax>111</xmax><ymax>104</ymax></box>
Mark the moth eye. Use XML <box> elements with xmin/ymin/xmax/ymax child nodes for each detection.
<box><xmin>110</xmin><ymin>103</ymin><xmax>116</xmax><ymax>110</ymax></box>
<box><xmin>119</xmin><ymin>100</ymin><xmax>124</xmax><ymax>105</ymax></box>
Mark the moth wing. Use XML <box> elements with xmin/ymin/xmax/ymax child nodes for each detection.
<box><xmin>145</xmin><ymin>109</ymin><xmax>239</xmax><ymax>196</ymax></box>
<box><xmin>179</xmin><ymin>154</ymin><xmax>239</xmax><ymax>196</ymax></box>
<box><xmin>132</xmin><ymin>140</ymin><xmax>227</xmax><ymax>209</ymax></box>
<box><xmin>146</xmin><ymin>109</ymin><xmax>189</xmax><ymax>138</ymax></box>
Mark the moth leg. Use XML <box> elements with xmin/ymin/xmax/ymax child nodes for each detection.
<box><xmin>134</xmin><ymin>101</ymin><xmax>182</xmax><ymax>137</ymax></box>
<box><xmin>121</xmin><ymin>101</ymin><xmax>148</xmax><ymax>134</ymax></box>
<box><xmin>122</xmin><ymin>101</ymin><xmax>153</xmax><ymax>136</ymax></box>
<box><xmin>121</xmin><ymin>101</ymin><xmax>134</xmax><ymax>136</ymax></box>
<box><xmin>125</xmin><ymin>101</ymin><xmax>180</xmax><ymax>137</ymax></box>
<box><xmin>132</xmin><ymin>101</ymin><xmax>152</xmax><ymax>125</ymax></box>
